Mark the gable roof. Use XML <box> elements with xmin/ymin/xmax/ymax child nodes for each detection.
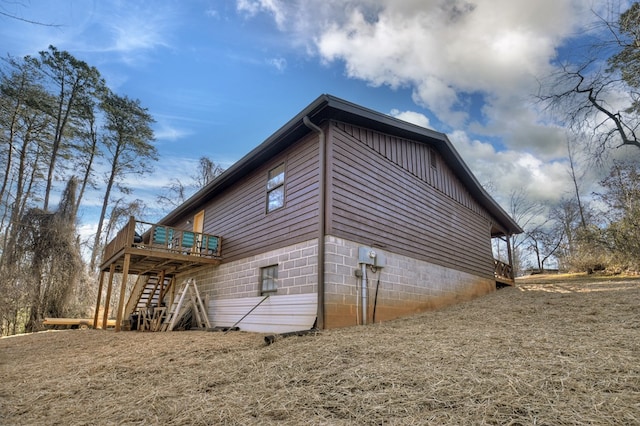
<box><xmin>161</xmin><ymin>94</ymin><xmax>522</xmax><ymax>235</ymax></box>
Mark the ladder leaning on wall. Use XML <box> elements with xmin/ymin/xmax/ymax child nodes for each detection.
<box><xmin>162</xmin><ymin>278</ymin><xmax>211</xmax><ymax>331</ymax></box>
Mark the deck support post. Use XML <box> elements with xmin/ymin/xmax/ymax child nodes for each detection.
<box><xmin>93</xmin><ymin>271</ymin><xmax>106</xmax><ymax>329</ymax></box>
<box><xmin>115</xmin><ymin>253</ymin><xmax>131</xmax><ymax>332</ymax></box>
<box><xmin>506</xmin><ymin>236</ymin><xmax>514</xmax><ymax>281</ymax></box>
<box><xmin>102</xmin><ymin>264</ymin><xmax>116</xmax><ymax>330</ymax></box>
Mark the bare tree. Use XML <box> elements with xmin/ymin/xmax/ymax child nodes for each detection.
<box><xmin>0</xmin><ymin>1</ymin><xmax>61</xmax><ymax>27</ymax></box>
<box><xmin>157</xmin><ymin>178</ymin><xmax>188</xmax><ymax>210</ymax></box>
<box><xmin>564</xmin><ymin>160</ymin><xmax>640</xmax><ymax>273</ymax></box>
<box><xmin>192</xmin><ymin>156</ymin><xmax>224</xmax><ymax>188</ymax></box>
<box><xmin>539</xmin><ymin>2</ymin><xmax>640</xmax><ymax>160</ymax></box>
<box><xmin>103</xmin><ymin>198</ymin><xmax>147</xmax><ymax>244</ymax></box>
<box><xmin>506</xmin><ymin>188</ymin><xmax>545</xmax><ymax>274</ymax></box>
<box><xmin>549</xmin><ymin>198</ymin><xmax>589</xmax><ymax>270</ymax></box>
<box><xmin>157</xmin><ymin>156</ymin><xmax>225</xmax><ymax>213</ymax></box>
<box><xmin>599</xmin><ymin>160</ymin><xmax>640</xmax><ymax>219</ymax></box>
<box><xmin>527</xmin><ymin>225</ymin><xmax>565</xmax><ymax>272</ymax></box>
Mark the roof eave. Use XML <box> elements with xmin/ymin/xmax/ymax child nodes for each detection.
<box><xmin>319</xmin><ymin>95</ymin><xmax>522</xmax><ymax>235</ymax></box>
<box><xmin>158</xmin><ymin>95</ymin><xmax>332</xmax><ymax>225</ymax></box>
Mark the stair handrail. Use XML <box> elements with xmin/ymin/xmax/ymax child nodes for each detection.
<box><xmin>123</xmin><ymin>275</ymin><xmax>150</xmax><ymax>319</ymax></box>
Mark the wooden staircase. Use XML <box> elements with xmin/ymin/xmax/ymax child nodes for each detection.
<box><xmin>137</xmin><ymin>275</ymin><xmax>167</xmax><ymax>310</ymax></box>
<box><xmin>124</xmin><ymin>274</ymin><xmax>174</xmax><ymax>321</ymax></box>
<box><xmin>124</xmin><ymin>276</ymin><xmax>210</xmax><ymax>331</ymax></box>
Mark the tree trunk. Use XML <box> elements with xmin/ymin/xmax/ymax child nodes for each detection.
<box><xmin>74</xmin><ymin>119</ymin><xmax>99</xmax><ymax>217</ymax></box>
<box><xmin>0</xmin><ymin>74</ymin><xmax>28</xmax><ymax>252</ymax></box>
<box><xmin>567</xmin><ymin>139</ymin><xmax>587</xmax><ymax>229</ymax></box>
<box><xmin>43</xmin><ymin>77</ymin><xmax>80</xmax><ymax>211</ymax></box>
<box><xmin>89</xmin><ymin>142</ymin><xmax>121</xmax><ymax>270</ymax></box>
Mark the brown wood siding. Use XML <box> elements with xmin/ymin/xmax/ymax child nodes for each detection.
<box><xmin>334</xmin><ymin>122</ymin><xmax>489</xmax><ymax>219</ymax></box>
<box><xmin>172</xmin><ymin>133</ymin><xmax>320</xmax><ymax>263</ymax></box>
<box><xmin>329</xmin><ymin>122</ymin><xmax>495</xmax><ymax>278</ymax></box>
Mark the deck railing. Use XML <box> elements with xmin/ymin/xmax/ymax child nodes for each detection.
<box><xmin>494</xmin><ymin>259</ymin><xmax>514</xmax><ymax>283</ymax></box>
<box><xmin>102</xmin><ymin>217</ymin><xmax>136</xmax><ymax>262</ymax></box>
<box><xmin>101</xmin><ymin>216</ymin><xmax>222</xmax><ymax>265</ymax></box>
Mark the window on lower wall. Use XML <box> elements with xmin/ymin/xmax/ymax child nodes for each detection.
<box><xmin>260</xmin><ymin>265</ymin><xmax>278</xmax><ymax>295</ymax></box>
<box><xmin>266</xmin><ymin>163</ymin><xmax>285</xmax><ymax>212</ymax></box>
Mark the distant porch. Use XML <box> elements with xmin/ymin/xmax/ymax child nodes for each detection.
<box><xmin>93</xmin><ymin>216</ymin><xmax>222</xmax><ymax>331</ymax></box>
<box><xmin>492</xmin><ymin>228</ymin><xmax>515</xmax><ymax>286</ymax></box>
<box><xmin>494</xmin><ymin>259</ymin><xmax>514</xmax><ymax>285</ymax></box>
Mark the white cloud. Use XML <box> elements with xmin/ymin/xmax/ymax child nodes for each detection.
<box><xmin>267</xmin><ymin>57</ymin><xmax>287</xmax><ymax>72</ymax></box>
<box><xmin>390</xmin><ymin>109</ymin><xmax>431</xmax><ymax>129</ymax></box>
<box><xmin>411</xmin><ymin>77</ymin><xmax>468</xmax><ymax>127</ymax></box>
<box><xmin>235</xmin><ymin>0</ymin><xmax>599</xmax><ymax>156</ymax></box>
<box><xmin>449</xmin><ymin>129</ymin><xmax>574</xmax><ymax>210</ymax></box>
<box><xmin>154</xmin><ymin>123</ymin><xmax>192</xmax><ymax>142</ymax></box>
<box><xmin>236</xmin><ymin>0</ymin><xmax>289</xmax><ymax>29</ymax></box>
<box><xmin>313</xmin><ymin>0</ymin><xmax>589</xmax><ymax>129</ymax></box>
<box><xmin>109</xmin><ymin>14</ymin><xmax>171</xmax><ymax>55</ymax></box>
<box><xmin>88</xmin><ymin>3</ymin><xmax>178</xmax><ymax>66</ymax></box>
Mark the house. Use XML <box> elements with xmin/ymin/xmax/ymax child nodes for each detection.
<box><xmin>94</xmin><ymin>94</ymin><xmax>521</xmax><ymax>333</ymax></box>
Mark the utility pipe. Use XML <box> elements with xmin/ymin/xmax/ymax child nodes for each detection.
<box><xmin>303</xmin><ymin>116</ymin><xmax>326</xmax><ymax>329</ymax></box>
<box><xmin>361</xmin><ymin>263</ymin><xmax>368</xmax><ymax>325</ymax></box>
<box><xmin>225</xmin><ymin>295</ymin><xmax>269</xmax><ymax>334</ymax></box>
<box><xmin>372</xmin><ymin>273</ymin><xmax>381</xmax><ymax>323</ymax></box>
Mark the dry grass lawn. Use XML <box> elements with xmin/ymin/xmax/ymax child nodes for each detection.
<box><xmin>1</xmin><ymin>274</ymin><xmax>639</xmax><ymax>425</ymax></box>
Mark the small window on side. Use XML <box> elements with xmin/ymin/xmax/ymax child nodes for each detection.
<box><xmin>266</xmin><ymin>163</ymin><xmax>285</xmax><ymax>212</ymax></box>
<box><xmin>260</xmin><ymin>265</ymin><xmax>278</xmax><ymax>295</ymax></box>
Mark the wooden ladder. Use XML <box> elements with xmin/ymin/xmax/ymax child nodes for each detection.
<box><xmin>162</xmin><ymin>278</ymin><xmax>211</xmax><ymax>331</ymax></box>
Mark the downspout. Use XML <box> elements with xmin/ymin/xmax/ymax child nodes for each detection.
<box><xmin>303</xmin><ymin>116</ymin><xmax>326</xmax><ymax>330</ymax></box>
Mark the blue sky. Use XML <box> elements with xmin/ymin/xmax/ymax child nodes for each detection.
<box><xmin>1</xmin><ymin>0</ymin><xmax>637</xmax><ymax>236</ymax></box>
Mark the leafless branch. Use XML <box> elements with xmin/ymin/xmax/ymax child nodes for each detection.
<box><xmin>0</xmin><ymin>10</ymin><xmax>61</xmax><ymax>27</ymax></box>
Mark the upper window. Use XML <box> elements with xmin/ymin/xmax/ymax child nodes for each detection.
<box><xmin>260</xmin><ymin>265</ymin><xmax>278</xmax><ymax>295</ymax></box>
<box><xmin>266</xmin><ymin>163</ymin><xmax>285</xmax><ymax>212</ymax></box>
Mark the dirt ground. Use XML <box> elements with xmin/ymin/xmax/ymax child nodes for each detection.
<box><xmin>1</xmin><ymin>274</ymin><xmax>638</xmax><ymax>425</ymax></box>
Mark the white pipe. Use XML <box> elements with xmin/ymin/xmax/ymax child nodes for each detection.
<box><xmin>361</xmin><ymin>263</ymin><xmax>368</xmax><ymax>325</ymax></box>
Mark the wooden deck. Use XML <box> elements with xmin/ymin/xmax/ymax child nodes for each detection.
<box><xmin>95</xmin><ymin>216</ymin><xmax>223</xmax><ymax>331</ymax></box>
<box><xmin>99</xmin><ymin>217</ymin><xmax>222</xmax><ymax>275</ymax></box>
